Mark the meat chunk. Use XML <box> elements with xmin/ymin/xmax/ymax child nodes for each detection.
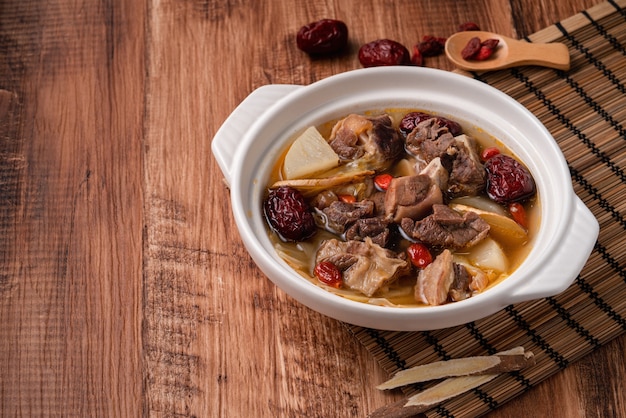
<box><xmin>345</xmin><ymin>216</ymin><xmax>392</xmax><ymax>247</ymax></box>
<box><xmin>328</xmin><ymin>114</ymin><xmax>403</xmax><ymax>170</ymax></box>
<box><xmin>449</xmin><ymin>263</ymin><xmax>490</xmax><ymax>301</ymax></box>
<box><xmin>401</xmin><ymin>204</ymin><xmax>490</xmax><ymax>249</ymax></box>
<box><xmin>311</xmin><ymin>190</ymin><xmax>339</xmax><ymax>210</ymax></box>
<box><xmin>368</xmin><ymin>190</ymin><xmax>387</xmax><ymax>216</ymax></box>
<box><xmin>449</xmin><ymin>263</ymin><xmax>472</xmax><ymax>302</ymax></box>
<box><xmin>469</xmin><ymin>267</ymin><xmax>489</xmax><ymax>292</ymax></box>
<box><xmin>415</xmin><ymin>249</ymin><xmax>455</xmax><ymax>305</ymax></box>
<box><xmin>447</xmin><ymin>135</ymin><xmax>486</xmax><ymax>197</ymax></box>
<box><xmin>316</xmin><ymin>238</ymin><xmax>410</xmax><ymax>297</ymax></box>
<box><xmin>417</xmin><ymin>254</ymin><xmax>490</xmax><ymax>305</ymax></box>
<box><xmin>384</xmin><ymin>174</ymin><xmax>443</xmax><ymax>223</ymax></box>
<box><xmin>318</xmin><ymin>200</ymin><xmax>375</xmax><ymax>234</ymax></box>
<box><xmin>405</xmin><ymin>118</ymin><xmax>456</xmax><ymax>160</ymax></box>
<box><xmin>404</xmin><ymin>119</ymin><xmax>485</xmax><ymax>197</ymax></box>
<box><xmin>419</xmin><ymin>157</ymin><xmax>449</xmax><ymax>191</ymax></box>
<box><xmin>316</xmin><ymin>198</ymin><xmax>392</xmax><ymax>246</ymax></box>
<box><xmin>328</xmin><ymin>114</ymin><xmax>370</xmax><ymax>160</ymax></box>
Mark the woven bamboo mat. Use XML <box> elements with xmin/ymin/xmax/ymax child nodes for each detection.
<box><xmin>348</xmin><ymin>0</ymin><xmax>626</xmax><ymax>416</ymax></box>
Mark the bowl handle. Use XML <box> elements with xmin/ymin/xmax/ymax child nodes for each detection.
<box><xmin>211</xmin><ymin>84</ymin><xmax>302</xmax><ymax>185</ymax></box>
<box><xmin>507</xmin><ymin>196</ymin><xmax>599</xmax><ymax>304</ymax></box>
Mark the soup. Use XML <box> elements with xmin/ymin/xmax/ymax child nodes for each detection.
<box><xmin>263</xmin><ymin>109</ymin><xmax>539</xmax><ymax>307</ymax></box>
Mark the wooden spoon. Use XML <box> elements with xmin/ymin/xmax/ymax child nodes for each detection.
<box><xmin>445</xmin><ymin>31</ymin><xmax>570</xmax><ymax>72</ymax></box>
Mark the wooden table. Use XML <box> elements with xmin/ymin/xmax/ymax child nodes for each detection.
<box><xmin>1</xmin><ymin>0</ymin><xmax>624</xmax><ymax>416</ymax></box>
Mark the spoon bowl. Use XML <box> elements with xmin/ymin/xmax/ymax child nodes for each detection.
<box><xmin>445</xmin><ymin>31</ymin><xmax>570</xmax><ymax>72</ymax></box>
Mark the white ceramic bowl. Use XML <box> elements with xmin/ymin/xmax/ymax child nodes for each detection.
<box><xmin>212</xmin><ymin>67</ymin><xmax>598</xmax><ymax>331</ymax></box>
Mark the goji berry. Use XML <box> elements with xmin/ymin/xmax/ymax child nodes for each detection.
<box><xmin>314</xmin><ymin>261</ymin><xmax>343</xmax><ymax>288</ymax></box>
<box><xmin>407</xmin><ymin>243</ymin><xmax>433</xmax><ymax>269</ymax></box>
<box><xmin>338</xmin><ymin>194</ymin><xmax>356</xmax><ymax>203</ymax></box>
<box><xmin>461</xmin><ymin>37</ymin><xmax>481</xmax><ymax>60</ymax></box>
<box><xmin>417</xmin><ymin>36</ymin><xmax>446</xmax><ymax>57</ymax></box>
<box><xmin>481</xmin><ymin>39</ymin><xmax>499</xmax><ymax>49</ymax></box>
<box><xmin>475</xmin><ymin>45</ymin><xmax>494</xmax><ymax>60</ymax></box>
<box><xmin>508</xmin><ymin>202</ymin><xmax>528</xmax><ymax>228</ymax></box>
<box><xmin>463</xmin><ymin>38</ymin><xmax>499</xmax><ymax>61</ymax></box>
<box><xmin>480</xmin><ymin>146</ymin><xmax>500</xmax><ymax>161</ymax></box>
<box><xmin>411</xmin><ymin>45</ymin><xmax>424</xmax><ymax>66</ymax></box>
<box><xmin>374</xmin><ymin>173</ymin><xmax>394</xmax><ymax>191</ymax></box>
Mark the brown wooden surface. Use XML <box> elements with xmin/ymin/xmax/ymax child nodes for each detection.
<box><xmin>1</xmin><ymin>0</ymin><xmax>624</xmax><ymax>417</ymax></box>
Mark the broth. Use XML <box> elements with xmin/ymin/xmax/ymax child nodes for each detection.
<box><xmin>264</xmin><ymin>108</ymin><xmax>540</xmax><ymax>307</ymax></box>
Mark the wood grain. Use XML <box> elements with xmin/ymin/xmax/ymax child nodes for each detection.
<box><xmin>0</xmin><ymin>1</ymin><xmax>145</xmax><ymax>416</ymax></box>
<box><xmin>1</xmin><ymin>0</ymin><xmax>623</xmax><ymax>417</ymax></box>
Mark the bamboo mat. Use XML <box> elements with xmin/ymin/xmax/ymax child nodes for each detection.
<box><xmin>348</xmin><ymin>0</ymin><xmax>626</xmax><ymax>416</ymax></box>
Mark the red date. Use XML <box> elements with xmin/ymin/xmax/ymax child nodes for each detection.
<box><xmin>314</xmin><ymin>261</ymin><xmax>343</xmax><ymax>288</ymax></box>
<box><xmin>264</xmin><ymin>186</ymin><xmax>317</xmax><ymax>241</ymax></box>
<box><xmin>358</xmin><ymin>39</ymin><xmax>411</xmax><ymax>67</ymax></box>
<box><xmin>484</xmin><ymin>154</ymin><xmax>536</xmax><ymax>204</ymax></box>
<box><xmin>399</xmin><ymin>111</ymin><xmax>463</xmax><ymax>137</ymax></box>
<box><xmin>297</xmin><ymin>19</ymin><xmax>348</xmax><ymax>55</ymax></box>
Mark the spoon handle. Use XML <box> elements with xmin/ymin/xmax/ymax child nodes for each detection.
<box><xmin>509</xmin><ymin>42</ymin><xmax>570</xmax><ymax>71</ymax></box>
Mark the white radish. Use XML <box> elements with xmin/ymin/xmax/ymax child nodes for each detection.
<box><xmin>467</xmin><ymin>237</ymin><xmax>508</xmax><ymax>273</ymax></box>
<box><xmin>282</xmin><ymin>126</ymin><xmax>339</xmax><ymax>180</ymax></box>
